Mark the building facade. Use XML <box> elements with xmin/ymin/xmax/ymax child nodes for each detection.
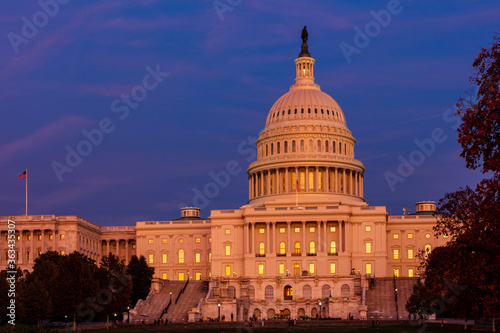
<box><xmin>1</xmin><ymin>32</ymin><xmax>449</xmax><ymax>322</ymax></box>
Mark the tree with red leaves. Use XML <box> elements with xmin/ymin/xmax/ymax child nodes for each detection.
<box><xmin>420</xmin><ymin>34</ymin><xmax>500</xmax><ymax>323</ymax></box>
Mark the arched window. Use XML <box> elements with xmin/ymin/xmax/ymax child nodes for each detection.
<box><xmin>265</xmin><ymin>285</ymin><xmax>274</xmax><ymax>300</ymax></box>
<box><xmin>300</xmin><ymin>140</ymin><xmax>304</xmax><ymax>152</ymax></box>
<box><xmin>339</xmin><ymin>142</ymin><xmax>342</xmax><ymax>154</ymax></box>
<box><xmin>271</xmin><ymin>143</ymin><xmax>274</xmax><ymax>155</ymax></box>
<box><xmin>247</xmin><ymin>285</ymin><xmax>255</xmax><ymax>300</ymax></box>
<box><xmin>294</xmin><ymin>242</ymin><xmax>301</xmax><ymax>254</ymax></box>
<box><xmin>279</xmin><ymin>242</ymin><xmax>286</xmax><ymax>255</ymax></box>
<box><xmin>308</xmin><ymin>140</ymin><xmax>313</xmax><ymax>151</ymax></box>
<box><xmin>284</xmin><ymin>141</ymin><xmax>288</xmax><ymax>153</ymax></box>
<box><xmin>228</xmin><ymin>286</ymin><xmax>236</xmax><ymax>298</ymax></box>
<box><xmin>330</xmin><ymin>241</ymin><xmax>337</xmax><ymax>254</ymax></box>
<box><xmin>284</xmin><ymin>285</ymin><xmax>293</xmax><ymax>300</ymax></box>
<box><xmin>309</xmin><ymin>241</ymin><xmax>316</xmax><ymax>254</ymax></box>
<box><xmin>302</xmin><ymin>284</ymin><xmax>312</xmax><ymax>300</ymax></box>
<box><xmin>322</xmin><ymin>284</ymin><xmax>331</xmax><ymax>298</ymax></box>
<box><xmin>277</xmin><ymin>142</ymin><xmax>280</xmax><ymax>154</ymax></box>
<box><xmin>325</xmin><ymin>140</ymin><xmax>329</xmax><ymax>152</ymax></box>
<box><xmin>425</xmin><ymin>245</ymin><xmax>432</xmax><ymax>258</ymax></box>
<box><xmin>259</xmin><ymin>242</ymin><xmax>265</xmax><ymax>255</ymax></box>
<box><xmin>178</xmin><ymin>249</ymin><xmax>184</xmax><ymax>263</ymax></box>
<box><xmin>266</xmin><ymin>144</ymin><xmax>269</xmax><ymax>156</ymax></box>
<box><xmin>317</xmin><ymin>140</ymin><xmax>321</xmax><ymax>152</ymax></box>
<box><xmin>344</xmin><ymin>143</ymin><xmax>347</xmax><ymax>155</ymax></box>
<box><xmin>292</xmin><ymin>140</ymin><xmax>296</xmax><ymax>152</ymax></box>
<box><xmin>333</xmin><ymin>141</ymin><xmax>336</xmax><ymax>153</ymax></box>
<box><xmin>341</xmin><ymin>284</ymin><xmax>350</xmax><ymax>297</ymax></box>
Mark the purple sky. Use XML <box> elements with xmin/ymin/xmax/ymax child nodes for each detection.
<box><xmin>1</xmin><ymin>1</ymin><xmax>498</xmax><ymax>226</ymax></box>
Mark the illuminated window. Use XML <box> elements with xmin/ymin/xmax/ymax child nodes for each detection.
<box><xmin>300</xmin><ymin>171</ymin><xmax>305</xmax><ymax>190</ymax></box>
<box><xmin>425</xmin><ymin>245</ymin><xmax>432</xmax><ymax>258</ymax></box>
<box><xmin>309</xmin><ymin>263</ymin><xmax>315</xmax><ymax>274</ymax></box>
<box><xmin>393</xmin><ymin>234</ymin><xmax>399</xmax><ymax>239</ymax></box>
<box><xmin>309</xmin><ymin>241</ymin><xmax>316</xmax><ymax>254</ymax></box>
<box><xmin>225</xmin><ymin>266</ymin><xmax>231</xmax><ymax>276</ymax></box>
<box><xmin>258</xmin><ymin>264</ymin><xmax>264</xmax><ymax>275</ymax></box>
<box><xmin>208</xmin><ymin>252</ymin><xmax>212</xmax><ymax>262</ymax></box>
<box><xmin>195</xmin><ymin>253</ymin><xmax>201</xmax><ymax>263</ymax></box>
<box><xmin>178</xmin><ymin>272</ymin><xmax>185</xmax><ymax>281</ymax></box>
<box><xmin>162</xmin><ymin>273</ymin><xmax>167</xmax><ymax>280</ymax></box>
<box><xmin>330</xmin><ymin>263</ymin><xmax>336</xmax><ymax>274</ymax></box>
<box><xmin>443</xmin><ymin>234</ymin><xmax>449</xmax><ymax>238</ymax></box>
<box><xmin>294</xmin><ymin>242</ymin><xmax>301</xmax><ymax>254</ymax></box>
<box><xmin>365</xmin><ymin>242</ymin><xmax>372</xmax><ymax>254</ymax></box>
<box><xmin>408</xmin><ymin>269</ymin><xmax>414</xmax><ymax>277</ymax></box>
<box><xmin>308</xmin><ymin>172</ymin><xmax>314</xmax><ymax>189</ymax></box>
<box><xmin>195</xmin><ymin>272</ymin><xmax>201</xmax><ymax>280</ymax></box>
<box><xmin>148</xmin><ymin>239</ymin><xmax>154</xmax><ymax>244</ymax></box>
<box><xmin>38</xmin><ymin>235</ymin><xmax>42</xmax><ymax>240</ymax></box>
<box><xmin>279</xmin><ymin>242</ymin><xmax>286</xmax><ymax>255</ymax></box>
<box><xmin>393</xmin><ymin>269</ymin><xmax>400</xmax><ymax>277</ymax></box>
<box><xmin>279</xmin><ymin>227</ymin><xmax>285</xmax><ymax>233</ymax></box>
<box><xmin>408</xmin><ymin>249</ymin><xmax>414</xmax><ymax>259</ymax></box>
<box><xmin>366</xmin><ymin>263</ymin><xmax>372</xmax><ymax>274</ymax></box>
<box><xmin>309</xmin><ymin>227</ymin><xmax>315</xmax><ymax>233</ymax></box>
<box><xmin>279</xmin><ymin>264</ymin><xmax>285</xmax><ymax>274</ymax></box>
<box><xmin>27</xmin><ymin>235</ymin><xmax>31</xmax><ymax>241</ymax></box>
<box><xmin>225</xmin><ymin>229</ymin><xmax>231</xmax><ymax>235</ymax></box>
<box><xmin>195</xmin><ymin>238</ymin><xmax>201</xmax><ymax>243</ymax></box>
<box><xmin>365</xmin><ymin>226</ymin><xmax>371</xmax><ymax>232</ymax></box>
<box><xmin>259</xmin><ymin>242</ymin><xmax>265</xmax><ymax>255</ymax></box>
<box><xmin>294</xmin><ymin>263</ymin><xmax>300</xmax><ymax>276</ymax></box>
<box><xmin>60</xmin><ymin>250</ymin><xmax>65</xmax><ymax>255</ymax></box>
<box><xmin>26</xmin><ymin>251</ymin><xmax>30</xmax><ymax>261</ymax></box>
<box><xmin>259</xmin><ymin>228</ymin><xmax>265</xmax><ymax>234</ymax></box>
<box><xmin>330</xmin><ymin>227</ymin><xmax>336</xmax><ymax>232</ymax></box>
<box><xmin>425</xmin><ymin>233</ymin><xmax>431</xmax><ymax>239</ymax></box>
<box><xmin>148</xmin><ymin>254</ymin><xmax>154</xmax><ymax>264</ymax></box>
<box><xmin>162</xmin><ymin>239</ymin><xmax>167</xmax><ymax>244</ymax></box>
<box><xmin>179</xmin><ymin>238</ymin><xmax>184</xmax><ymax>244</ymax></box>
<box><xmin>49</xmin><ymin>234</ymin><xmax>53</xmax><ymax>240</ymax></box>
<box><xmin>393</xmin><ymin>249</ymin><xmax>399</xmax><ymax>260</ymax></box>
<box><xmin>294</xmin><ymin>227</ymin><xmax>300</xmax><ymax>233</ymax></box>
<box><xmin>225</xmin><ymin>245</ymin><xmax>231</xmax><ymax>256</ymax></box>
<box><xmin>60</xmin><ymin>234</ymin><xmax>65</xmax><ymax>240</ymax></box>
<box><xmin>209</xmin><ymin>237</ymin><xmax>212</xmax><ymax>243</ymax></box>
<box><xmin>330</xmin><ymin>241</ymin><xmax>337</xmax><ymax>254</ymax></box>
<box><xmin>178</xmin><ymin>249</ymin><xmax>184</xmax><ymax>263</ymax></box>
<box><xmin>162</xmin><ymin>253</ymin><xmax>167</xmax><ymax>264</ymax></box>
<box><xmin>408</xmin><ymin>233</ymin><xmax>413</xmax><ymax>239</ymax></box>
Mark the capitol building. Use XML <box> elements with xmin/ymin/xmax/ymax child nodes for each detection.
<box><xmin>1</xmin><ymin>29</ymin><xmax>448</xmax><ymax>322</ymax></box>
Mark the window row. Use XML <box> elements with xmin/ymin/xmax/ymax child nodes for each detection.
<box><xmin>269</xmin><ymin>107</ymin><xmax>343</xmax><ymax>122</ymax></box>
<box><xmin>147</xmin><ymin>249</ymin><xmax>211</xmax><ymax>264</ymax></box>
<box><xmin>147</xmin><ymin>237</ymin><xmax>208</xmax><ymax>245</ymax></box>
<box><xmin>259</xmin><ymin>139</ymin><xmax>353</xmax><ymax>158</ymax></box>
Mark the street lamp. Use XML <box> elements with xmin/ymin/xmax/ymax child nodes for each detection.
<box><xmin>329</xmin><ymin>287</ymin><xmax>332</xmax><ymax>297</ymax></box>
<box><xmin>319</xmin><ymin>302</ymin><xmax>322</xmax><ymax>319</ymax></box>
<box><xmin>169</xmin><ymin>291</ymin><xmax>172</xmax><ymax>303</ymax></box>
<box><xmin>127</xmin><ymin>307</ymin><xmax>130</xmax><ymax>324</ymax></box>
<box><xmin>218</xmin><ymin>303</ymin><xmax>221</xmax><ymax>321</ymax></box>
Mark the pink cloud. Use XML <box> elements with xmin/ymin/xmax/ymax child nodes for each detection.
<box><xmin>0</xmin><ymin>116</ymin><xmax>95</xmax><ymax>161</ymax></box>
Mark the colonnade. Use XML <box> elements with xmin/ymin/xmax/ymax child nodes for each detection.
<box><xmin>249</xmin><ymin>166</ymin><xmax>363</xmax><ymax>199</ymax></box>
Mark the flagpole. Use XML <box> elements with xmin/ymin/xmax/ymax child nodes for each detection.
<box><xmin>25</xmin><ymin>169</ymin><xmax>28</xmax><ymax>216</ymax></box>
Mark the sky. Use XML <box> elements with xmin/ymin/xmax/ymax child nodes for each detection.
<box><xmin>1</xmin><ymin>1</ymin><xmax>498</xmax><ymax>226</ymax></box>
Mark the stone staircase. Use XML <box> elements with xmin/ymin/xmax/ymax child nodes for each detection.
<box><xmin>366</xmin><ymin>277</ymin><xmax>418</xmax><ymax>320</ymax></box>
<box><xmin>131</xmin><ymin>281</ymin><xmax>185</xmax><ymax>324</ymax></box>
<box><xmin>164</xmin><ymin>281</ymin><xmax>208</xmax><ymax>323</ymax></box>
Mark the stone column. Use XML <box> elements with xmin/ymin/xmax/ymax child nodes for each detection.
<box><xmin>19</xmin><ymin>230</ymin><xmax>24</xmax><ymax>264</ymax></box>
<box><xmin>52</xmin><ymin>229</ymin><xmax>56</xmax><ymax>252</ymax></box>
<box><xmin>325</xmin><ymin>168</ymin><xmax>329</xmax><ymax>192</ymax></box>
<box><xmin>305</xmin><ymin>167</ymin><xmax>309</xmax><ymax>192</ymax></box>
<box><xmin>287</xmin><ymin>222</ymin><xmax>291</xmax><ymax>254</ymax></box>
<box><xmin>250</xmin><ymin>223</ymin><xmax>255</xmax><ymax>254</ymax></box>
<box><xmin>266</xmin><ymin>222</ymin><xmax>270</xmax><ymax>254</ymax></box>
<box><xmin>41</xmin><ymin>230</ymin><xmax>45</xmax><ymax>253</ymax></box>
<box><xmin>30</xmin><ymin>230</ymin><xmax>35</xmax><ymax>263</ymax></box>
<box><xmin>271</xmin><ymin>222</ymin><xmax>276</xmax><ymax>253</ymax></box>
<box><xmin>125</xmin><ymin>240</ymin><xmax>129</xmax><ymax>264</ymax></box>
<box><xmin>323</xmin><ymin>222</ymin><xmax>328</xmax><ymax>253</ymax></box>
<box><xmin>244</xmin><ymin>224</ymin><xmax>249</xmax><ymax>254</ymax></box>
<box><xmin>317</xmin><ymin>221</ymin><xmax>321</xmax><ymax>253</ymax></box>
<box><xmin>285</xmin><ymin>168</ymin><xmax>289</xmax><ymax>193</ymax></box>
<box><xmin>315</xmin><ymin>167</ymin><xmax>319</xmax><ymax>192</ymax></box>
<box><xmin>267</xmin><ymin>171</ymin><xmax>271</xmax><ymax>195</ymax></box>
<box><xmin>338</xmin><ymin>222</ymin><xmax>343</xmax><ymax>254</ymax></box>
<box><xmin>302</xmin><ymin>222</ymin><xmax>306</xmax><ymax>255</ymax></box>
<box><xmin>343</xmin><ymin>169</ymin><xmax>346</xmax><ymax>194</ymax></box>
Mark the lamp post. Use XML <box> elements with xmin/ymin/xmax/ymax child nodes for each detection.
<box><xmin>218</xmin><ymin>303</ymin><xmax>221</xmax><ymax>321</ymax></box>
<box><xmin>319</xmin><ymin>302</ymin><xmax>322</xmax><ymax>319</ymax></box>
<box><xmin>169</xmin><ymin>291</ymin><xmax>172</xmax><ymax>303</ymax></box>
<box><xmin>127</xmin><ymin>307</ymin><xmax>130</xmax><ymax>324</ymax></box>
<box><xmin>329</xmin><ymin>287</ymin><xmax>332</xmax><ymax>297</ymax></box>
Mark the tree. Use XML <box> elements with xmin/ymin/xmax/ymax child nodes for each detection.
<box><xmin>126</xmin><ymin>255</ymin><xmax>155</xmax><ymax>307</ymax></box>
<box><xmin>405</xmin><ymin>279</ymin><xmax>433</xmax><ymax>321</ymax></box>
<box><xmin>427</xmin><ymin>33</ymin><xmax>500</xmax><ymax>323</ymax></box>
<box><xmin>23</xmin><ymin>277</ymin><xmax>53</xmax><ymax>327</ymax></box>
<box><xmin>96</xmin><ymin>253</ymin><xmax>132</xmax><ymax>324</ymax></box>
<box><xmin>456</xmin><ymin>34</ymin><xmax>500</xmax><ymax>174</ymax></box>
